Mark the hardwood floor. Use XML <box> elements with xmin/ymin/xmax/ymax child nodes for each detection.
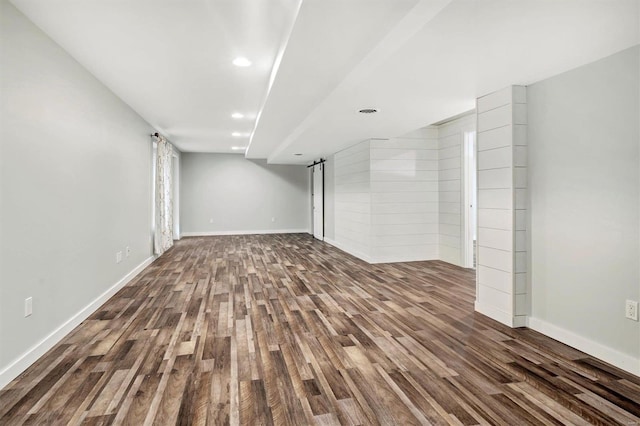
<box><xmin>1</xmin><ymin>234</ymin><xmax>639</xmax><ymax>425</ymax></box>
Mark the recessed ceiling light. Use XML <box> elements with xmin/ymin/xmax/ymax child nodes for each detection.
<box><xmin>231</xmin><ymin>146</ymin><xmax>246</xmax><ymax>151</ymax></box>
<box><xmin>231</xmin><ymin>112</ymin><xmax>244</xmax><ymax>119</ymax></box>
<box><xmin>232</xmin><ymin>57</ymin><xmax>252</xmax><ymax>67</ymax></box>
<box><xmin>294</xmin><ymin>153</ymin><xmax>303</xmax><ymax>156</ymax></box>
<box><xmin>232</xmin><ymin>132</ymin><xmax>249</xmax><ymax>137</ymax></box>
<box><xmin>358</xmin><ymin>108</ymin><xmax>378</xmax><ymax>114</ymax></box>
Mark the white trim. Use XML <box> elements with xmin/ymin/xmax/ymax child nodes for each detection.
<box><xmin>181</xmin><ymin>229</ymin><xmax>309</xmax><ymax>237</ymax></box>
<box><xmin>527</xmin><ymin>317</ymin><xmax>640</xmax><ymax>377</ymax></box>
<box><xmin>0</xmin><ymin>256</ymin><xmax>155</xmax><ymax>389</ymax></box>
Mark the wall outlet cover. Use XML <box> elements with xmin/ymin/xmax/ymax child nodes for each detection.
<box><xmin>625</xmin><ymin>300</ymin><xmax>638</xmax><ymax>321</ymax></box>
<box><xmin>25</xmin><ymin>297</ymin><xmax>33</xmax><ymax>317</ymax></box>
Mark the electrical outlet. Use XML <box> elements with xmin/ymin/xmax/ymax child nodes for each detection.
<box><xmin>116</xmin><ymin>251</ymin><xmax>123</xmax><ymax>263</ymax></box>
<box><xmin>125</xmin><ymin>246</ymin><xmax>131</xmax><ymax>257</ymax></box>
<box><xmin>25</xmin><ymin>297</ymin><xmax>32</xmax><ymax>317</ymax></box>
<box><xmin>209</xmin><ymin>218</ymin><xmax>213</xmax><ymax>224</ymax></box>
<box><xmin>625</xmin><ymin>300</ymin><xmax>639</xmax><ymax>321</ymax></box>
<box><xmin>271</xmin><ymin>217</ymin><xmax>276</xmax><ymax>223</ymax></box>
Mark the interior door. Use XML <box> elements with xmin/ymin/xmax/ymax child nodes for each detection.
<box><xmin>464</xmin><ymin>131</ymin><xmax>477</xmax><ymax>268</ymax></box>
<box><xmin>313</xmin><ymin>163</ymin><xmax>324</xmax><ymax>240</ymax></box>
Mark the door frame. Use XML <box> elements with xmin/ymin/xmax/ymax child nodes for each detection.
<box><xmin>312</xmin><ymin>162</ymin><xmax>324</xmax><ymax>240</ymax></box>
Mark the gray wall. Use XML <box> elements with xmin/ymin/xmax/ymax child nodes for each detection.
<box><xmin>180</xmin><ymin>153</ymin><xmax>310</xmax><ymax>234</ymax></box>
<box><xmin>0</xmin><ymin>0</ymin><xmax>153</xmax><ymax>376</ymax></box>
<box><xmin>528</xmin><ymin>46</ymin><xmax>640</xmax><ymax>361</ymax></box>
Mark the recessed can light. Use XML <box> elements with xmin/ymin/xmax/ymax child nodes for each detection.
<box><xmin>231</xmin><ymin>112</ymin><xmax>244</xmax><ymax>119</ymax></box>
<box><xmin>231</xmin><ymin>146</ymin><xmax>246</xmax><ymax>150</ymax></box>
<box><xmin>358</xmin><ymin>108</ymin><xmax>378</xmax><ymax>114</ymax></box>
<box><xmin>233</xmin><ymin>57</ymin><xmax>252</xmax><ymax>67</ymax></box>
<box><xmin>232</xmin><ymin>132</ymin><xmax>249</xmax><ymax>137</ymax></box>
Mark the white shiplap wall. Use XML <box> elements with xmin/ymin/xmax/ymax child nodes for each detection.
<box><xmin>475</xmin><ymin>85</ymin><xmax>528</xmax><ymax>327</ymax></box>
<box><xmin>370</xmin><ymin>132</ymin><xmax>439</xmax><ymax>263</ymax></box>
<box><xmin>437</xmin><ymin>115</ymin><xmax>475</xmax><ymax>267</ymax></box>
<box><xmin>334</xmin><ymin>140</ymin><xmax>372</xmax><ymax>261</ymax></box>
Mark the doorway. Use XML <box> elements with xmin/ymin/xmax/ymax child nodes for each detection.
<box><xmin>463</xmin><ymin>131</ymin><xmax>477</xmax><ymax>268</ymax></box>
<box><xmin>312</xmin><ymin>163</ymin><xmax>324</xmax><ymax>240</ymax></box>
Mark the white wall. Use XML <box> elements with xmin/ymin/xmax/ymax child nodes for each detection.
<box><xmin>180</xmin><ymin>153</ymin><xmax>309</xmax><ymax>235</ymax></box>
<box><xmin>370</xmin><ymin>133</ymin><xmax>440</xmax><ymax>263</ymax></box>
<box><xmin>324</xmin><ymin>155</ymin><xmax>335</xmax><ymax>240</ymax></box>
<box><xmin>334</xmin><ymin>141</ymin><xmax>371</xmax><ymax>260</ymax></box>
<box><xmin>528</xmin><ymin>45</ymin><xmax>640</xmax><ymax>373</ymax></box>
<box><xmin>0</xmin><ymin>1</ymin><xmax>154</xmax><ymax>386</ymax></box>
<box><xmin>437</xmin><ymin>115</ymin><xmax>475</xmax><ymax>267</ymax></box>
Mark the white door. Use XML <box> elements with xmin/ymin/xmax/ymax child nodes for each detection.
<box><xmin>463</xmin><ymin>131</ymin><xmax>477</xmax><ymax>268</ymax></box>
<box><xmin>313</xmin><ymin>163</ymin><xmax>324</xmax><ymax>240</ymax></box>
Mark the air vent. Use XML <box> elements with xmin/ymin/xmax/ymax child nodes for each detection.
<box><xmin>358</xmin><ymin>108</ymin><xmax>378</xmax><ymax>114</ymax></box>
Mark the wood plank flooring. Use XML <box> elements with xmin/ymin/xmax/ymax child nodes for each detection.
<box><xmin>1</xmin><ymin>233</ymin><xmax>639</xmax><ymax>425</ymax></box>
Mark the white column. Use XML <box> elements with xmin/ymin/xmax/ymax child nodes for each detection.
<box><xmin>475</xmin><ymin>85</ymin><xmax>528</xmax><ymax>327</ymax></box>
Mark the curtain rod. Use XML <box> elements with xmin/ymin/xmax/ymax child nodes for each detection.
<box><xmin>306</xmin><ymin>158</ymin><xmax>326</xmax><ymax>168</ymax></box>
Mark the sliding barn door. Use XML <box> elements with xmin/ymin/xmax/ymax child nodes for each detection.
<box><xmin>312</xmin><ymin>163</ymin><xmax>324</xmax><ymax>240</ymax></box>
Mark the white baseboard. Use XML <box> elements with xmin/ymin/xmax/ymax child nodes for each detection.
<box><xmin>0</xmin><ymin>256</ymin><xmax>155</xmax><ymax>389</ymax></box>
<box><xmin>527</xmin><ymin>317</ymin><xmax>640</xmax><ymax>377</ymax></box>
<box><xmin>181</xmin><ymin>229</ymin><xmax>309</xmax><ymax>237</ymax></box>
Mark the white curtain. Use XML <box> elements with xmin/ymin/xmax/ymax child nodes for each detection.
<box><xmin>154</xmin><ymin>135</ymin><xmax>174</xmax><ymax>255</ymax></box>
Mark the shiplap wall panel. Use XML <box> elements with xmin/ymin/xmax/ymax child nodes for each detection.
<box><xmin>370</xmin><ymin>135</ymin><xmax>440</xmax><ymax>263</ymax></box>
<box><xmin>370</xmin><ymin>159</ymin><xmax>438</xmax><ymax>171</ymax></box>
<box><xmin>335</xmin><ymin>140</ymin><xmax>372</xmax><ymax>261</ymax></box>
<box><xmin>513</xmin><ymin>81</ymin><xmax>529</xmax><ymax>319</ymax></box>
<box><xmin>479</xmin><ymin>168</ymin><xmax>512</xmax><ymax>189</ymax></box>
<box><xmin>476</xmin><ymin>85</ymin><xmax>528</xmax><ymax>328</ymax></box>
<box><xmin>477</xmin><ymin>104</ymin><xmax>512</xmax><ymax>132</ymax></box>
<box><xmin>477</xmin><ymin>86</ymin><xmax>512</xmax><ymax>113</ymax></box>
<box><xmin>478</xmin><ymin>228</ymin><xmax>512</xmax><ymax>251</ymax></box>
<box><xmin>371</xmin><ymin>191</ymin><xmax>438</xmax><ymax>203</ymax></box>
<box><xmin>478</xmin><ymin>208</ymin><xmax>512</xmax><ymax>230</ymax></box>
<box><xmin>374</xmin><ymin>202</ymin><xmax>438</xmax><ymax>214</ymax></box>
<box><xmin>478</xmin><ymin>126</ymin><xmax>512</xmax><ymax>151</ymax></box>
<box><xmin>478</xmin><ymin>147</ymin><xmax>512</xmax><ymax>170</ymax></box>
<box><xmin>374</xmin><ymin>223</ymin><xmax>439</xmax><ymax>235</ymax></box>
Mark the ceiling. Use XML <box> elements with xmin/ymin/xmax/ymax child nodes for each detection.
<box><xmin>10</xmin><ymin>0</ymin><xmax>640</xmax><ymax>164</ymax></box>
